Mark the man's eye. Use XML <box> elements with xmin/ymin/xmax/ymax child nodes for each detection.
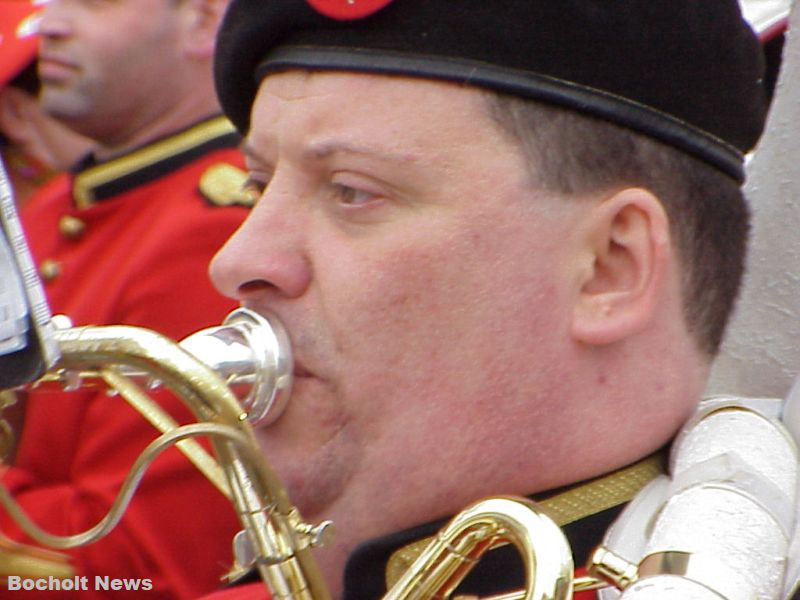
<box><xmin>332</xmin><ymin>184</ymin><xmax>376</xmax><ymax>206</ymax></box>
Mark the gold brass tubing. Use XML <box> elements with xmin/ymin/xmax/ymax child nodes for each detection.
<box><xmin>383</xmin><ymin>497</ymin><xmax>574</xmax><ymax>600</ymax></box>
<box><xmin>51</xmin><ymin>324</ymin><xmax>245</xmax><ymax>425</ymax></box>
<box><xmin>99</xmin><ymin>368</ymin><xmax>231</xmax><ymax>499</ymax></box>
<box><xmin>0</xmin><ymin>423</ymin><xmax>256</xmax><ymax>550</ymax></box>
<box><xmin>0</xmin><ymin>535</ymin><xmax>74</xmax><ymax>579</ymax></box>
<box><xmin>211</xmin><ymin>438</ymin><xmax>331</xmax><ymax>600</ymax></box>
<box><xmin>587</xmin><ymin>546</ymin><xmax>639</xmax><ymax>590</ymax></box>
<box><xmin>50</xmin><ymin>323</ymin><xmax>329</xmax><ymax>600</ymax></box>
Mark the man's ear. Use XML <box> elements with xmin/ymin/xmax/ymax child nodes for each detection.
<box><xmin>181</xmin><ymin>0</ymin><xmax>227</xmax><ymax>59</ymax></box>
<box><xmin>0</xmin><ymin>88</ymin><xmax>36</xmax><ymax>146</ymax></box>
<box><xmin>571</xmin><ymin>187</ymin><xmax>671</xmax><ymax>346</ymax></box>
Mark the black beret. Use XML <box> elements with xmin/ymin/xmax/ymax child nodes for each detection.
<box><xmin>215</xmin><ymin>0</ymin><xmax>768</xmax><ymax>181</ymax></box>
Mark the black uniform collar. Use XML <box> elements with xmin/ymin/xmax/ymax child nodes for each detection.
<box><xmin>343</xmin><ymin>451</ymin><xmax>665</xmax><ymax>600</ymax></box>
<box><xmin>70</xmin><ymin>115</ymin><xmax>240</xmax><ymax>209</ymax></box>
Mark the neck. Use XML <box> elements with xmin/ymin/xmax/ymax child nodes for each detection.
<box><xmin>82</xmin><ymin>74</ymin><xmax>222</xmax><ymax>161</ymax></box>
<box><xmin>92</xmin><ymin>104</ymin><xmax>219</xmax><ymax>162</ymax></box>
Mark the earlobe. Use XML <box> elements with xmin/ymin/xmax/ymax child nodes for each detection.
<box><xmin>571</xmin><ymin>188</ymin><xmax>671</xmax><ymax>346</ymax></box>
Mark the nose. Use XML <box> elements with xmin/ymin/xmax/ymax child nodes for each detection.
<box><xmin>37</xmin><ymin>1</ymin><xmax>72</xmax><ymax>41</ymax></box>
<box><xmin>209</xmin><ymin>181</ymin><xmax>312</xmax><ymax>304</ymax></box>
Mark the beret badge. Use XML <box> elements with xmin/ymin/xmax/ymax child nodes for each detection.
<box><xmin>306</xmin><ymin>0</ymin><xmax>394</xmax><ymax>20</ymax></box>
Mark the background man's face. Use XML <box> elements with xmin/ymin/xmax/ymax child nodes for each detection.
<box><xmin>37</xmin><ymin>0</ymin><xmax>186</xmax><ymax>138</ymax></box>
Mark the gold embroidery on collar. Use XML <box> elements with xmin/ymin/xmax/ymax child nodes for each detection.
<box><xmin>72</xmin><ymin>116</ymin><xmax>236</xmax><ymax>209</ymax></box>
<box><xmin>385</xmin><ymin>452</ymin><xmax>664</xmax><ymax>589</ymax></box>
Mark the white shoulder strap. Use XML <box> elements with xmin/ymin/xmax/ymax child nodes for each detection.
<box><xmin>599</xmin><ymin>396</ymin><xmax>799</xmax><ymax>600</ymax></box>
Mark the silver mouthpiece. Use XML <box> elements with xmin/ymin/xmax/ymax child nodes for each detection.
<box><xmin>179</xmin><ymin>308</ymin><xmax>292</xmax><ymax>425</ymax></box>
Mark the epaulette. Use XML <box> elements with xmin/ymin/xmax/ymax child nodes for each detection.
<box><xmin>198</xmin><ymin>163</ymin><xmax>254</xmax><ymax>208</ymax></box>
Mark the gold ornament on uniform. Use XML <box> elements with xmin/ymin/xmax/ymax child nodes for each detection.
<box><xmin>58</xmin><ymin>215</ymin><xmax>87</xmax><ymax>240</ymax></box>
<box><xmin>72</xmin><ymin>116</ymin><xmax>237</xmax><ymax>208</ymax></box>
<box><xmin>199</xmin><ymin>164</ymin><xmax>256</xmax><ymax>208</ymax></box>
<box><xmin>39</xmin><ymin>259</ymin><xmax>61</xmax><ymax>282</ymax></box>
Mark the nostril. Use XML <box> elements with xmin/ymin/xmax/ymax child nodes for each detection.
<box><xmin>238</xmin><ymin>279</ymin><xmax>276</xmax><ymax>295</ymax></box>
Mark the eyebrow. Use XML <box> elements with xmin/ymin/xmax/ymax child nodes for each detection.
<box><xmin>240</xmin><ymin>139</ymin><xmax>419</xmax><ymax>167</ymax></box>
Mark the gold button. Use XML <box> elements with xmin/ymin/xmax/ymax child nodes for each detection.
<box><xmin>39</xmin><ymin>259</ymin><xmax>61</xmax><ymax>282</ymax></box>
<box><xmin>58</xmin><ymin>215</ymin><xmax>86</xmax><ymax>239</ymax></box>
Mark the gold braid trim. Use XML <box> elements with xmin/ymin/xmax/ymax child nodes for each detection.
<box><xmin>73</xmin><ymin>116</ymin><xmax>236</xmax><ymax>209</ymax></box>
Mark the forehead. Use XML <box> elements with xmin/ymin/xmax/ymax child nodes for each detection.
<box><xmin>248</xmin><ymin>70</ymin><xmax>503</xmax><ymax>151</ymax></box>
<box><xmin>46</xmin><ymin>0</ymin><xmax>173</xmax><ymax>19</ymax></box>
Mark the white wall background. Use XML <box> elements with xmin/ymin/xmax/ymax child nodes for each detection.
<box><xmin>707</xmin><ymin>0</ymin><xmax>800</xmax><ymax>399</ymax></box>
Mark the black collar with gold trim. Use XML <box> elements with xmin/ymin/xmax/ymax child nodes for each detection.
<box><xmin>342</xmin><ymin>451</ymin><xmax>665</xmax><ymax>600</ymax></box>
<box><xmin>70</xmin><ymin>116</ymin><xmax>240</xmax><ymax>209</ymax></box>
<box><xmin>223</xmin><ymin>452</ymin><xmax>666</xmax><ymax>598</ymax></box>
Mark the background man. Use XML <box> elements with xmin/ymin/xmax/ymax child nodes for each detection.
<box><xmin>200</xmin><ymin>0</ymin><xmax>787</xmax><ymax>599</ymax></box>
<box><xmin>0</xmin><ymin>0</ymin><xmax>93</xmax><ymax>205</ymax></box>
<box><xmin>1</xmin><ymin>0</ymin><xmax>250</xmax><ymax>597</ymax></box>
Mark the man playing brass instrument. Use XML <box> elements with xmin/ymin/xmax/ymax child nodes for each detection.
<box><xmin>202</xmin><ymin>0</ymin><xmax>799</xmax><ymax>598</ymax></box>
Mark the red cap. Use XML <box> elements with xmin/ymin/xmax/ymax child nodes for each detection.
<box><xmin>0</xmin><ymin>1</ymin><xmax>41</xmax><ymax>89</ymax></box>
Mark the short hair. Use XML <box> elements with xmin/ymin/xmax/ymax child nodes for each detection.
<box><xmin>486</xmin><ymin>92</ymin><xmax>750</xmax><ymax>357</ymax></box>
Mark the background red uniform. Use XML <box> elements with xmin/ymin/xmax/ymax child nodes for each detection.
<box><xmin>2</xmin><ymin>116</ymin><xmax>250</xmax><ymax>598</ymax></box>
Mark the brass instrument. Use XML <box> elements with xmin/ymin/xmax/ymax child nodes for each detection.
<box><xmin>0</xmin><ymin>309</ymin><xmax>332</xmax><ymax>599</ymax></box>
<box><xmin>23</xmin><ymin>300</ymin><xmax>795</xmax><ymax>600</ymax></box>
<box><xmin>382</xmin><ymin>496</ymin><xmax>575</xmax><ymax>600</ymax></box>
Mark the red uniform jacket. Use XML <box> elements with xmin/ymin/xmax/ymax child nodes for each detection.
<box><xmin>1</xmin><ymin>116</ymin><xmax>251</xmax><ymax>599</ymax></box>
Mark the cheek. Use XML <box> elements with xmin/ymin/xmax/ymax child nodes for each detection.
<box><xmin>327</xmin><ymin>235</ymin><xmax>481</xmax><ymax>335</ymax></box>
<box><xmin>320</xmin><ymin>226</ymin><xmax>568</xmax><ymax>409</ymax></box>
<box><xmin>322</xmin><ymin>245</ymin><xmax>453</xmax><ymax>367</ymax></box>
<box><xmin>315</xmin><ymin>228</ymin><xmax>573</xmax><ymax>493</ymax></box>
